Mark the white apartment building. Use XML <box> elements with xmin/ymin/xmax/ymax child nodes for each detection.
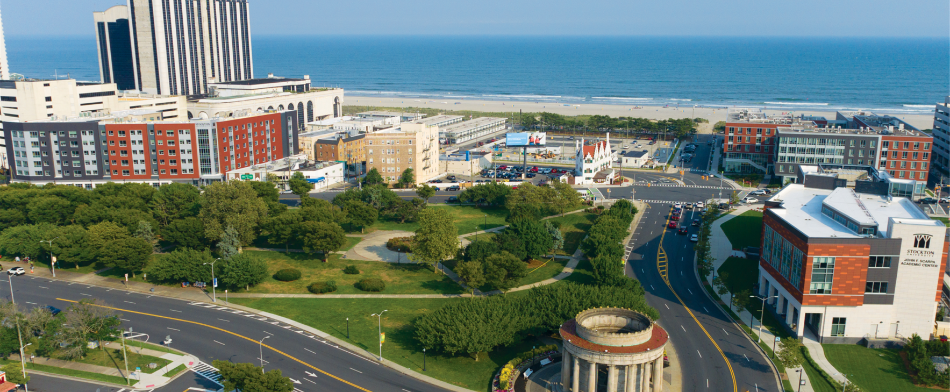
<box><xmin>0</xmin><ymin>4</ymin><xmax>10</xmax><ymax>80</ymax></box>
<box><xmin>416</xmin><ymin>115</ymin><xmax>464</xmax><ymax>129</ymax></box>
<box><xmin>356</xmin><ymin>111</ymin><xmax>425</xmax><ymax>123</ymax></box>
<box><xmin>932</xmin><ymin>96</ymin><xmax>950</xmax><ymax>183</ymax></box>
<box><xmin>574</xmin><ymin>134</ymin><xmax>615</xmax><ymax>185</ymax></box>
<box><xmin>438</xmin><ymin>117</ymin><xmax>507</xmax><ymax>144</ymax></box>
<box><xmin>0</xmin><ymin>79</ymin><xmax>185</xmax><ymax>122</ymax></box>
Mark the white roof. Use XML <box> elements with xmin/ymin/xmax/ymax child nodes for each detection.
<box><xmin>769</xmin><ymin>184</ymin><xmax>930</xmax><ymax>238</ymax></box>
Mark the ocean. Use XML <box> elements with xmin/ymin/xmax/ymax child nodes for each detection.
<box><xmin>7</xmin><ymin>35</ymin><xmax>948</xmax><ymax>114</ymax></box>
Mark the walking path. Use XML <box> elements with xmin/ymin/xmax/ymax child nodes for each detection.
<box><xmin>707</xmin><ymin>206</ymin><xmax>832</xmax><ymax>392</ymax></box>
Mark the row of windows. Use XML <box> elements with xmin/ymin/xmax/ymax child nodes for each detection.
<box><xmin>113</xmin><ymin>168</ymin><xmax>193</xmax><ymax>176</ymax></box>
<box><xmin>762</xmin><ymin>225</ymin><xmax>803</xmax><ymax>290</ymax></box>
<box><xmin>881</xmin><ymin>160</ymin><xmax>928</xmax><ymax>170</ymax></box>
<box><xmin>79</xmin><ymin>91</ymin><xmax>116</xmax><ymax>99</ymax></box>
<box><xmin>16</xmin><ymin>169</ymin><xmax>97</xmax><ymax>177</ymax></box>
<box><xmin>810</xmin><ymin>257</ymin><xmax>835</xmax><ymax>294</ymax></box>
<box><xmin>882</xmin><ymin>140</ymin><xmax>930</xmax><ymax>150</ymax></box>
<box><xmin>869</xmin><ymin>256</ymin><xmax>893</xmax><ymax>268</ymax></box>
<box><xmin>726</xmin><ymin>144</ymin><xmax>771</xmax><ymax>153</ymax></box>
<box><xmin>367</xmin><ymin>139</ymin><xmax>413</xmax><ymax>145</ymax></box>
<box><xmin>865</xmin><ymin>281</ymin><xmax>889</xmax><ymax>294</ymax></box>
<box><xmin>728</xmin><ymin>127</ymin><xmax>774</xmax><ymax>135</ymax></box>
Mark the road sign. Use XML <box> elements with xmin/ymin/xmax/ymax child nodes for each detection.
<box><xmin>775</xmin><ymin>336</ymin><xmax>781</xmax><ymax>342</ymax></box>
<box><xmin>240</xmin><ymin>174</ymin><xmax>253</xmax><ymax>180</ymax></box>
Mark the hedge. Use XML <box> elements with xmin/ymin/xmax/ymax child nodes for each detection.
<box><xmin>273</xmin><ymin>268</ymin><xmax>302</xmax><ymax>282</ymax></box>
<box><xmin>356</xmin><ymin>278</ymin><xmax>386</xmax><ymax>292</ymax></box>
<box><xmin>343</xmin><ymin>265</ymin><xmax>360</xmax><ymax>275</ymax></box>
<box><xmin>307</xmin><ymin>281</ymin><xmax>337</xmax><ymax>294</ymax></box>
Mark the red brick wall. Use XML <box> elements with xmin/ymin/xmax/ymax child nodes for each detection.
<box><xmin>880</xmin><ymin>134</ymin><xmax>933</xmax><ymax>182</ymax></box>
<box><xmin>216</xmin><ymin>112</ymin><xmax>284</xmax><ymax>174</ymax></box>
<box><xmin>104</xmin><ymin>124</ymin><xmax>151</xmax><ymax>181</ymax></box>
<box><xmin>801</xmin><ymin>243</ymin><xmax>869</xmax><ymax>306</ymax></box>
<box><xmin>152</xmin><ymin>123</ymin><xmax>198</xmax><ymax>179</ymax></box>
<box><xmin>722</xmin><ymin>123</ymin><xmax>788</xmax><ymax>161</ymax></box>
<box><xmin>760</xmin><ymin>213</ymin><xmax>809</xmax><ymax>303</ymax></box>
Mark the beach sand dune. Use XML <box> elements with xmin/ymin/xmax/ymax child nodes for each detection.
<box><xmin>347</xmin><ymin>97</ymin><xmax>934</xmax><ymax>130</ymax></box>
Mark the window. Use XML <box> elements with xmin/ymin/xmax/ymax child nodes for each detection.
<box><xmin>869</xmin><ymin>256</ymin><xmax>891</xmax><ymax>268</ymax></box>
<box><xmin>830</xmin><ymin>317</ymin><xmax>846</xmax><ymax>336</ymax></box>
<box><xmin>809</xmin><ymin>257</ymin><xmax>835</xmax><ymax>294</ymax></box>
<box><xmin>865</xmin><ymin>281</ymin><xmax>888</xmax><ymax>294</ymax></box>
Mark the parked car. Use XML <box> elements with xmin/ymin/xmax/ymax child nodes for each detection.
<box><xmin>447</xmin><ymin>175</ymin><xmax>457</xmax><ymax>181</ymax></box>
<box><xmin>429</xmin><ymin>179</ymin><xmax>442</xmax><ymax>184</ymax></box>
<box><xmin>744</xmin><ymin>247</ymin><xmax>761</xmax><ymax>260</ymax></box>
<box><xmin>695</xmin><ymin>201</ymin><xmax>705</xmax><ymax>209</ymax></box>
<box><xmin>692</xmin><ymin>219</ymin><xmax>701</xmax><ymax>227</ymax></box>
<box><xmin>918</xmin><ymin>197</ymin><xmax>938</xmax><ymax>204</ymax></box>
<box><xmin>741</xmin><ymin>196</ymin><xmax>758</xmax><ymax>203</ymax></box>
<box><xmin>684</xmin><ymin>202</ymin><xmax>693</xmax><ymax>209</ymax></box>
<box><xmin>667</xmin><ymin>221</ymin><xmax>677</xmax><ymax>229</ymax></box>
<box><xmin>446</xmin><ymin>196</ymin><xmax>459</xmax><ymax>203</ymax></box>
<box><xmin>447</xmin><ymin>186</ymin><xmax>461</xmax><ymax>191</ymax></box>
<box><xmin>690</xmin><ymin>234</ymin><xmax>699</xmax><ymax>242</ymax></box>
<box><xmin>526</xmin><ymin>173</ymin><xmax>537</xmax><ymax>178</ymax></box>
<box><xmin>671</xmin><ymin>214</ymin><xmax>680</xmax><ymax>221</ymax></box>
<box><xmin>7</xmin><ymin>267</ymin><xmax>24</xmax><ymax>276</ymax></box>
<box><xmin>673</xmin><ymin>203</ymin><xmax>683</xmax><ymax>209</ymax></box>
<box><xmin>940</xmin><ymin>197</ymin><xmax>950</xmax><ymax>203</ymax></box>
<box><xmin>678</xmin><ymin>226</ymin><xmax>688</xmax><ymax>234</ymax></box>
<box><xmin>749</xmin><ymin>189</ymin><xmax>768</xmax><ymax>196</ymax></box>
<box><xmin>718</xmin><ymin>202</ymin><xmax>730</xmax><ymax>210</ymax></box>
<box><xmin>45</xmin><ymin>305</ymin><xmax>62</xmax><ymax>316</ymax></box>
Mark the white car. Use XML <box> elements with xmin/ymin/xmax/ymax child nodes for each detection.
<box><xmin>6</xmin><ymin>267</ymin><xmax>24</xmax><ymax>276</ymax></box>
<box><xmin>673</xmin><ymin>203</ymin><xmax>683</xmax><ymax>209</ymax></box>
<box><xmin>690</xmin><ymin>234</ymin><xmax>699</xmax><ymax>242</ymax></box>
<box><xmin>749</xmin><ymin>189</ymin><xmax>768</xmax><ymax>196</ymax></box>
<box><xmin>741</xmin><ymin>196</ymin><xmax>758</xmax><ymax>204</ymax></box>
<box><xmin>695</xmin><ymin>202</ymin><xmax>705</xmax><ymax>209</ymax></box>
<box><xmin>940</xmin><ymin>197</ymin><xmax>950</xmax><ymax>203</ymax></box>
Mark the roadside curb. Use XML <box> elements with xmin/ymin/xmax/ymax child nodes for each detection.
<box><xmin>219</xmin><ymin>302</ymin><xmax>479</xmax><ymax>392</ymax></box>
<box><xmin>690</xmin><ymin>244</ymin><xmax>784</xmax><ymax>392</ymax></box>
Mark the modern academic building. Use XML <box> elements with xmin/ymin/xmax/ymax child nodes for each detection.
<box><xmin>759</xmin><ymin>182</ymin><xmax>948</xmax><ymax>344</ymax></box>
<box><xmin>3</xmin><ymin>110</ymin><xmax>299</xmax><ymax>188</ymax></box>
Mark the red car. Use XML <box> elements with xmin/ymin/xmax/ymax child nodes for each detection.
<box><xmin>530</xmin><ymin>166</ymin><xmax>539</xmax><ymax>173</ymax></box>
<box><xmin>667</xmin><ymin>221</ymin><xmax>677</xmax><ymax>229</ymax></box>
<box><xmin>671</xmin><ymin>214</ymin><xmax>680</xmax><ymax>221</ymax></box>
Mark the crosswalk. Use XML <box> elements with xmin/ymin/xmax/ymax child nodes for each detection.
<box><xmin>636</xmin><ymin>199</ymin><xmax>697</xmax><ymax>204</ymax></box>
<box><xmin>192</xmin><ymin>361</ymin><xmax>224</xmax><ymax>387</ymax></box>
<box><xmin>631</xmin><ymin>183</ymin><xmax>731</xmax><ymax>189</ymax></box>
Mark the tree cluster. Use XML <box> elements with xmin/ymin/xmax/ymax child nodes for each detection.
<box><xmin>904</xmin><ymin>334</ymin><xmax>950</xmax><ymax>387</ymax></box>
<box><xmin>0</xmin><ymin>299</ymin><xmax>121</xmax><ymax>361</ymax></box>
<box><xmin>332</xmin><ymin>184</ymin><xmax>425</xmax><ymax>224</ymax></box>
<box><xmin>582</xmin><ymin>200</ymin><xmax>639</xmax><ymax>289</ymax></box>
<box><xmin>519</xmin><ymin>112</ymin><xmax>697</xmax><ymax>139</ymax></box>
<box><xmin>413</xmin><ymin>282</ymin><xmax>656</xmax><ymax>360</ymax></box>
<box><xmin>212</xmin><ymin>360</ymin><xmax>294</xmax><ymax>392</ymax></box>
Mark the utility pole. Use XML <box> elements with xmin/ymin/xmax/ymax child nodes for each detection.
<box><xmin>121</xmin><ymin>330</ymin><xmax>130</xmax><ymax>385</ymax></box>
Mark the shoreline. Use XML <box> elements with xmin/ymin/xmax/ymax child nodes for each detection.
<box><xmin>345</xmin><ymin>96</ymin><xmax>936</xmax><ymax>130</ymax></box>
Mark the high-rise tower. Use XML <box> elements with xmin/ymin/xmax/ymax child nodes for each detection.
<box><xmin>0</xmin><ymin>4</ymin><xmax>11</xmax><ymax>80</ymax></box>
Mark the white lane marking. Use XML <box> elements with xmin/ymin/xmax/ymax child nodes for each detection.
<box><xmin>744</xmin><ymin>354</ymin><xmax>749</xmax><ymax>361</ymax></box>
<box><xmin>120</xmin><ymin>318</ymin><xmax>130</xmax><ymax>322</ymax></box>
<box><xmin>263</xmin><ymin>331</ymin><xmax>273</xmax><ymax>336</ymax></box>
<box><xmin>687</xmin><ymin>289</ymin><xmax>693</xmax><ymax>295</ymax></box>
<box><xmin>697</xmin><ymin>350</ymin><xmax>702</xmax><ymax>358</ymax></box>
<box><xmin>723</xmin><ymin>328</ymin><xmax>729</xmax><ymax>335</ymax></box>
<box><xmin>703</xmin><ymin>307</ymin><xmax>708</xmax><ymax>312</ymax></box>
<box><xmin>124</xmin><ymin>301</ymin><xmax>136</xmax><ymax>304</ymax></box>
<box><xmin>218</xmin><ymin>318</ymin><xmax>229</xmax><ymax>322</ymax></box>
<box><xmin>707</xmin><ymin>379</ymin><xmax>709</xmax><ymax>388</ymax></box>
<box><xmin>304</xmin><ymin>378</ymin><xmax>316</xmax><ymax>384</ymax></box>
<box><xmin>681</xmin><ymin>325</ymin><xmax>686</xmax><ymax>332</ymax></box>
<box><xmin>641</xmin><ymin>269</ymin><xmax>644</xmax><ymax>273</ymax></box>
<box><xmin>213</xmin><ymin>340</ymin><xmax>225</xmax><ymax>345</ymax></box>
<box><xmin>106</xmin><ymin>289</ymin><xmax>113</xmax><ymax>291</ymax></box>
<box><xmin>38</xmin><ymin>286</ymin><xmax>48</xmax><ymax>289</ymax></box>
<box><xmin>685</xmin><ymin>244</ymin><xmax>688</xmax><ymax>249</ymax></box>
<box><xmin>25</xmin><ymin>302</ymin><xmax>36</xmax><ymax>305</ymax></box>
<box><xmin>167</xmin><ymin>327</ymin><xmax>180</xmax><ymax>331</ymax></box>
<box><xmin>650</xmin><ymin>285</ymin><xmax>655</xmax><ymax>290</ymax></box>
<box><xmin>664</xmin><ymin>304</ymin><xmax>669</xmax><ymax>309</ymax></box>
<box><xmin>170</xmin><ymin>309</ymin><xmax>181</xmax><ymax>312</ymax></box>
<box><xmin>304</xmin><ymin>348</ymin><xmax>316</xmax><ymax>354</ymax></box>
<box><xmin>80</xmin><ymin>293</ymin><xmax>92</xmax><ymax>296</ymax></box>
<box><xmin>258</xmin><ymin>357</ymin><xmax>269</xmax><ymax>364</ymax></box>
<box><xmin>350</xmin><ymin>368</ymin><xmax>362</xmax><ymax>374</ymax></box>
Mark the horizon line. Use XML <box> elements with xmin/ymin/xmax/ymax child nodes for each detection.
<box><xmin>6</xmin><ymin>33</ymin><xmax>949</xmax><ymax>39</ymax></box>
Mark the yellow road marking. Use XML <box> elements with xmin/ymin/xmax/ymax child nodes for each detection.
<box><xmin>56</xmin><ymin>298</ymin><xmax>372</xmax><ymax>392</ymax></box>
<box><xmin>656</xmin><ymin>206</ymin><xmax>737</xmax><ymax>392</ymax></box>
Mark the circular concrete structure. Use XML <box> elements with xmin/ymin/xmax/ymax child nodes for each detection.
<box><xmin>559</xmin><ymin>308</ymin><xmax>668</xmax><ymax>392</ymax></box>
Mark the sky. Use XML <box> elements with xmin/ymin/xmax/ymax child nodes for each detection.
<box><xmin>2</xmin><ymin>0</ymin><xmax>948</xmax><ymax>37</ymax></box>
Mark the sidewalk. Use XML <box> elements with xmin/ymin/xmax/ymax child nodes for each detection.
<box><xmin>707</xmin><ymin>207</ymin><xmax>829</xmax><ymax>392</ymax></box>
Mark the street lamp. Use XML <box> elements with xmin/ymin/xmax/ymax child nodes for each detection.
<box><xmin>39</xmin><ymin>238</ymin><xmax>59</xmax><ymax>277</ymax></box>
<box><xmin>203</xmin><ymin>258</ymin><xmax>220</xmax><ymax>302</ymax></box>
<box><xmin>258</xmin><ymin>335</ymin><xmax>270</xmax><ymax>373</ymax></box>
<box><xmin>795</xmin><ymin>369</ymin><xmax>803</xmax><ymax>392</ymax></box>
<box><xmin>750</xmin><ymin>295</ymin><xmax>779</xmax><ymax>343</ymax></box>
<box><xmin>18</xmin><ymin>342</ymin><xmax>30</xmax><ymax>391</ymax></box>
<box><xmin>371</xmin><ymin>310</ymin><xmax>388</xmax><ymax>361</ymax></box>
<box><xmin>7</xmin><ymin>270</ymin><xmax>15</xmax><ymax>304</ymax></box>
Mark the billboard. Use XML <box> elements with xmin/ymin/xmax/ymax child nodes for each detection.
<box><xmin>505</xmin><ymin>132</ymin><xmax>546</xmax><ymax>147</ymax></box>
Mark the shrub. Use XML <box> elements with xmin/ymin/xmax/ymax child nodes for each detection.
<box><xmin>273</xmin><ymin>268</ymin><xmax>302</xmax><ymax>282</ymax></box>
<box><xmin>386</xmin><ymin>237</ymin><xmax>413</xmax><ymax>252</ymax></box>
<box><xmin>356</xmin><ymin>278</ymin><xmax>386</xmax><ymax>292</ymax></box>
<box><xmin>505</xmin><ymin>344</ymin><xmax>558</xmax><ymax>368</ymax></box>
<box><xmin>343</xmin><ymin>265</ymin><xmax>360</xmax><ymax>275</ymax></box>
<box><xmin>307</xmin><ymin>281</ymin><xmax>337</xmax><ymax>294</ymax></box>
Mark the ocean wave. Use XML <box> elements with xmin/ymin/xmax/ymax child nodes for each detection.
<box><xmin>592</xmin><ymin>97</ymin><xmax>651</xmax><ymax>100</ymax></box>
<box><xmin>764</xmin><ymin>102</ymin><xmax>829</xmax><ymax>106</ymax></box>
<box><xmin>669</xmin><ymin>98</ymin><xmax>693</xmax><ymax>102</ymax></box>
<box><xmin>902</xmin><ymin>104</ymin><xmax>934</xmax><ymax>108</ymax></box>
<box><xmin>482</xmin><ymin>94</ymin><xmax>562</xmax><ymax>99</ymax></box>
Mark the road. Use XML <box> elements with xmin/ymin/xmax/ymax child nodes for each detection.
<box><xmin>619</xmin><ymin>134</ymin><xmax>777</xmax><ymax>392</ymax></box>
<box><xmin>6</xmin><ymin>276</ymin><xmax>450</xmax><ymax>392</ymax></box>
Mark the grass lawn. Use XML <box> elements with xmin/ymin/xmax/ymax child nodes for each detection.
<box><xmin>934</xmin><ymin>217</ymin><xmax>949</xmax><ymax>227</ymax></box>
<box><xmin>163</xmin><ymin>363</ymin><xmax>187</xmax><ymax>377</ymax></box>
<box><xmin>801</xmin><ymin>346</ymin><xmax>836</xmax><ymax>392</ymax></box>
<box><xmin>370</xmin><ymin>205</ymin><xmax>510</xmax><ymax>235</ymax></box>
<box><xmin>716</xmin><ymin>257</ymin><xmax>758</xmax><ymax>295</ymax></box>
<box><xmin>822</xmin><ymin>345</ymin><xmax>932</xmax><ymax>392</ymax></box>
<box><xmin>27</xmin><ymin>361</ymin><xmax>130</xmax><ymax>385</ymax></box>
<box><xmin>242</xmin><ymin>251</ymin><xmax>464</xmax><ymax>295</ymax></box>
<box><xmin>720</xmin><ymin>210</ymin><xmax>763</xmax><ymax>250</ymax></box>
<box><xmin>342</xmin><ymin>236</ymin><xmax>363</xmax><ymax>251</ymax></box>
<box><xmin>23</xmin><ymin>345</ymin><xmax>171</xmax><ymax>375</ymax></box>
<box><xmin>229</xmin><ymin>297</ymin><xmax>548</xmax><ymax>391</ymax></box>
<box><xmin>518</xmin><ymin>257</ymin><xmax>569</xmax><ymax>286</ymax></box>
<box><xmin>545</xmin><ymin>213</ymin><xmax>597</xmax><ymax>255</ymax></box>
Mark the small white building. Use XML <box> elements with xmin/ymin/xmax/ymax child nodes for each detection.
<box><xmin>225</xmin><ymin>154</ymin><xmax>345</xmax><ymax>191</ymax></box>
<box><xmin>621</xmin><ymin>150</ymin><xmax>652</xmax><ymax>168</ymax></box>
<box><xmin>574</xmin><ymin>133</ymin><xmax>615</xmax><ymax>185</ymax></box>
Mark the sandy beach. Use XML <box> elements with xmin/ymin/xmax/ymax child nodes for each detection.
<box><xmin>346</xmin><ymin>96</ymin><xmax>935</xmax><ymax>130</ymax></box>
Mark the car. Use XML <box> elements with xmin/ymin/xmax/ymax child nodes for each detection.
<box><xmin>45</xmin><ymin>305</ymin><xmax>62</xmax><ymax>316</ymax></box>
<box><xmin>695</xmin><ymin>201</ymin><xmax>705</xmax><ymax>209</ymax></box>
<box><xmin>741</xmin><ymin>196</ymin><xmax>758</xmax><ymax>203</ymax></box>
<box><xmin>429</xmin><ymin>179</ymin><xmax>442</xmax><ymax>183</ymax></box>
<box><xmin>941</xmin><ymin>197</ymin><xmax>950</xmax><ymax>203</ymax></box>
<box><xmin>718</xmin><ymin>202</ymin><xmax>730</xmax><ymax>209</ymax></box>
<box><xmin>6</xmin><ymin>267</ymin><xmax>24</xmax><ymax>276</ymax></box>
<box><xmin>684</xmin><ymin>202</ymin><xmax>693</xmax><ymax>209</ymax></box>
<box><xmin>744</xmin><ymin>247</ymin><xmax>761</xmax><ymax>260</ymax></box>
<box><xmin>447</xmin><ymin>175</ymin><xmax>457</xmax><ymax>181</ymax></box>
<box><xmin>446</xmin><ymin>196</ymin><xmax>459</xmax><ymax>203</ymax></box>
<box><xmin>673</xmin><ymin>203</ymin><xmax>683</xmax><ymax>209</ymax></box>
<box><xmin>667</xmin><ymin>221</ymin><xmax>677</xmax><ymax>229</ymax></box>
<box><xmin>918</xmin><ymin>197</ymin><xmax>938</xmax><ymax>204</ymax></box>
<box><xmin>661</xmin><ymin>179</ymin><xmax>672</xmax><ymax>183</ymax></box>
<box><xmin>530</xmin><ymin>166</ymin><xmax>539</xmax><ymax>173</ymax></box>
<box><xmin>458</xmin><ymin>180</ymin><xmax>468</xmax><ymax>184</ymax></box>
<box><xmin>671</xmin><ymin>214</ymin><xmax>680</xmax><ymax>221</ymax></box>
<box><xmin>690</xmin><ymin>234</ymin><xmax>699</xmax><ymax>242</ymax></box>
<box><xmin>447</xmin><ymin>186</ymin><xmax>461</xmax><ymax>191</ymax></box>
<box><xmin>526</xmin><ymin>173</ymin><xmax>537</xmax><ymax>178</ymax></box>
<box><xmin>692</xmin><ymin>218</ymin><xmax>701</xmax><ymax>227</ymax></box>
<box><xmin>498</xmin><ymin>165</ymin><xmax>508</xmax><ymax>170</ymax></box>
<box><xmin>678</xmin><ymin>226</ymin><xmax>688</xmax><ymax>234</ymax></box>
<box><xmin>749</xmin><ymin>189</ymin><xmax>768</xmax><ymax>196</ymax></box>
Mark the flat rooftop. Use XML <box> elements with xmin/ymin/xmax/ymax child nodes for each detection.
<box><xmin>776</xmin><ymin>126</ymin><xmax>884</xmax><ymax>137</ymax></box>
<box><xmin>416</xmin><ymin>115</ymin><xmax>464</xmax><ymax>126</ymax></box>
<box><xmin>852</xmin><ymin>114</ymin><xmax>927</xmax><ymax>136</ymax></box>
<box><xmin>438</xmin><ymin>117</ymin><xmax>506</xmax><ymax>135</ymax></box>
<box><xmin>727</xmin><ymin>108</ymin><xmax>806</xmax><ymax>125</ymax></box>
<box><xmin>768</xmin><ymin>184</ymin><xmax>931</xmax><ymax>238</ymax></box>
<box><xmin>356</xmin><ymin>111</ymin><xmax>425</xmax><ymax>119</ymax></box>
<box><xmin>211</xmin><ymin>77</ymin><xmax>308</xmax><ymax>86</ymax></box>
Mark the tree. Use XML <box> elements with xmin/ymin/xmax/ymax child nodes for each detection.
<box><xmin>212</xmin><ymin>360</ymin><xmax>294</xmax><ymax>392</ymax></box>
<box><xmin>100</xmin><ymin>237</ymin><xmax>153</xmax><ymax>275</ymax></box>
<box><xmin>150</xmin><ymin>183</ymin><xmax>201</xmax><ymax>226</ymax></box>
<box><xmin>731</xmin><ymin>289</ymin><xmax>751</xmax><ymax>313</ymax></box>
<box><xmin>26</xmin><ymin>196</ymin><xmax>74</xmax><ymax>225</ymax></box>
<box><xmin>545</xmin><ymin>221</ymin><xmax>564</xmax><ymax>252</ymax></box>
<box><xmin>776</xmin><ymin>338</ymin><xmax>803</xmax><ymax>369</ymax></box>
<box><xmin>492</xmin><ymin>231</ymin><xmax>527</xmax><ymax>260</ymax></box>
<box><xmin>1</xmin><ymin>363</ymin><xmax>28</xmax><ymax>384</ymax></box>
<box><xmin>299</xmin><ymin>221</ymin><xmax>346</xmax><ymax>262</ymax></box>
<box><xmin>464</xmin><ymin>240</ymin><xmax>495</xmax><ymax>263</ymax></box>
<box><xmin>729</xmin><ymin>191</ymin><xmax>740</xmax><ymax>205</ymax></box>
<box><xmin>363</xmin><ymin>168</ymin><xmax>384</xmax><ymax>186</ymax></box>
<box><xmin>63</xmin><ymin>299</ymin><xmax>121</xmax><ymax>357</ymax></box>
<box><xmin>161</xmin><ymin>217</ymin><xmax>207</xmax><ymax>250</ymax></box>
<box><xmin>198</xmin><ymin>181</ymin><xmax>268</xmax><ymax>246</ymax></box>
<box><xmin>549</xmin><ymin>181</ymin><xmax>582</xmax><ymax>214</ymax></box>
<box><xmin>263</xmin><ymin>210</ymin><xmax>303</xmax><ymax>251</ymax></box>
<box><xmin>484</xmin><ymin>251</ymin><xmax>527</xmax><ymax>292</ymax></box>
<box><xmin>146</xmin><ymin>249</ymin><xmax>215</xmax><ymax>283</ymax></box>
<box><xmin>0</xmin><ymin>224</ymin><xmax>52</xmax><ymax>260</ymax></box>
<box><xmin>412</xmin><ymin>208</ymin><xmax>458</xmax><ymax>272</ymax></box>
<box><xmin>455</xmin><ymin>260</ymin><xmax>485</xmax><ymax>294</ymax></box>
<box><xmin>398</xmin><ymin>168</ymin><xmax>415</xmax><ymax>188</ymax></box>
<box><xmin>344</xmin><ymin>201</ymin><xmax>378</xmax><ymax>233</ymax></box>
<box><xmin>85</xmin><ymin>221</ymin><xmax>130</xmax><ymax>252</ymax></box>
<box><xmin>416</xmin><ymin>184</ymin><xmax>436</xmax><ymax>204</ymax></box>
<box><xmin>134</xmin><ymin>220</ymin><xmax>156</xmax><ymax>250</ymax></box>
<box><xmin>220</xmin><ymin>253</ymin><xmax>268</xmax><ymax>291</ymax></box>
<box><xmin>506</xmin><ymin>218</ymin><xmax>553</xmax><ymax>260</ymax></box>
<box><xmin>218</xmin><ymin>225</ymin><xmax>241</xmax><ymax>259</ymax></box>
<box><xmin>713</xmin><ymin>273</ymin><xmax>730</xmax><ymax>304</ymax></box>
<box><xmin>247</xmin><ymin>181</ymin><xmax>280</xmax><ymax>204</ymax></box>
<box><xmin>0</xmin><ymin>208</ymin><xmax>26</xmax><ymax>231</ymax></box>
<box><xmin>289</xmin><ymin>171</ymin><xmax>314</xmax><ymax>197</ymax></box>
